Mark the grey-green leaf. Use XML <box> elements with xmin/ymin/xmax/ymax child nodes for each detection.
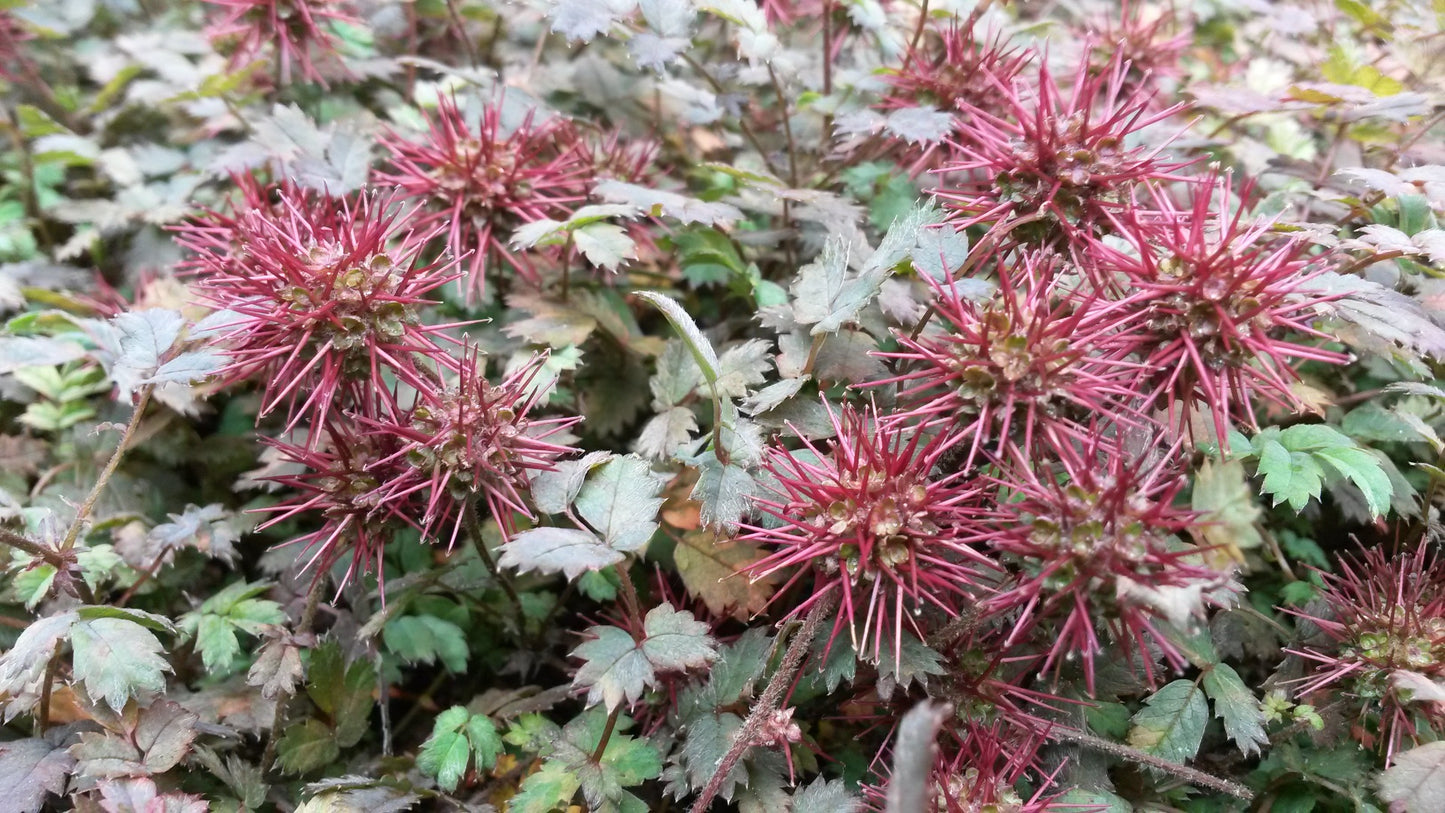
<box><xmin>499</xmin><ymin>527</ymin><xmax>624</xmax><ymax>579</ymax></box>
<box><xmin>1202</xmin><ymin>664</ymin><xmax>1269</xmax><ymax>756</ymax></box>
<box><xmin>1127</xmin><ymin>679</ymin><xmax>1208</xmax><ymax>765</ymax></box>
<box><xmin>574</xmin><ymin>455</ymin><xmax>666</xmax><ymax>553</ymax></box>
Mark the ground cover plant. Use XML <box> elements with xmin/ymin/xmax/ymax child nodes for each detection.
<box><xmin>3</xmin><ymin>0</ymin><xmax>1445</xmax><ymax>810</ymax></box>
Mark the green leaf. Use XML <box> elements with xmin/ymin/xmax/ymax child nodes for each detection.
<box><xmin>415</xmin><ymin>706</ymin><xmax>501</xmax><ymax>791</ymax></box>
<box><xmin>1127</xmin><ymin>679</ymin><xmax>1208</xmax><ymax>765</ymax></box>
<box><xmin>1257</xmin><ymin>437</ymin><xmax>1323</xmax><ymax>512</ymax></box>
<box><xmin>574</xmin><ymin>455</ymin><xmax>666</xmax><ymax>553</ymax></box>
<box><xmin>1378</xmin><ymin>741</ymin><xmax>1445</xmax><ymax>812</ymax></box>
<box><xmin>1202</xmin><ymin>664</ymin><xmax>1269</xmax><ymax>756</ymax></box>
<box><xmin>1313</xmin><ymin>446</ymin><xmax>1394</xmax><ymax>518</ymax></box>
<box><xmin>383</xmin><ymin>615</ymin><xmax>469</xmax><ymax>673</ymax></box>
<box><xmin>572</xmin><ymin>604</ymin><xmax>717</xmax><ymax>710</ymax></box>
<box><xmin>417</xmin><ymin>707</ymin><xmax>480</xmax><ymax>792</ymax></box>
<box><xmin>498</xmin><ymin>527</ymin><xmax>624</xmax><ymax>579</ymax></box>
<box><xmin>872</xmin><ymin>632</ymin><xmax>945</xmax><ymax>694</ymax></box>
<box><xmin>510</xmin><ymin>759</ymin><xmax>581</xmax><ymax>813</ymax></box>
<box><xmin>305</xmin><ymin>640</ymin><xmax>375</xmax><ymax>748</ymax></box>
<box><xmin>277</xmin><ymin>718</ymin><xmax>341</xmax><ymax>775</ymax></box>
<box><xmin>598</xmin><ymin>732</ymin><xmax>664</xmax><ymax>787</ymax></box>
<box><xmin>70</xmin><ymin>616</ymin><xmax>170</xmax><ymax>712</ymax></box>
<box><xmin>178</xmin><ymin>581</ymin><xmax>283</xmax><ymax>675</ymax></box>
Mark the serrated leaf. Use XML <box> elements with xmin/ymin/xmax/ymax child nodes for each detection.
<box><xmin>417</xmin><ymin>706</ymin><xmax>500</xmax><ymax>793</ymax></box>
<box><xmin>667</xmin><ymin>710</ymin><xmax>744</xmax><ymax>797</ymax></box>
<box><xmin>673</xmin><ymin>529</ymin><xmax>775</xmax><ymax>620</ymax></box>
<box><xmin>883</xmin><ymin>106</ymin><xmax>954</xmax><ymax>144</ymax></box>
<box><xmin>792</xmin><ymin>776</ymin><xmax>862</xmax><ymax>813</ymax></box>
<box><xmin>276</xmin><ymin>718</ymin><xmax>341</xmax><ymax>775</ymax></box>
<box><xmin>594</xmin><ymin>180</ymin><xmax>742</xmax><ymax>226</ymax></box>
<box><xmin>1202</xmin><ymin>664</ymin><xmax>1268</xmax><ymax>756</ymax></box>
<box><xmin>549</xmin><ymin>0</ymin><xmax>638</xmax><ymax>42</ymax></box>
<box><xmin>1379</xmin><ymin>741</ymin><xmax>1445</xmax><ymax>812</ymax></box>
<box><xmin>715</xmin><ymin>339</ymin><xmax>771</xmax><ymax>399</ymax></box>
<box><xmin>911</xmin><ymin>223</ymin><xmax>970</xmax><ymax>281</ymax></box>
<box><xmin>383</xmin><ymin>615</ymin><xmax>469</xmax><ymax>673</ymax></box>
<box><xmin>1306</xmin><ymin>271</ymin><xmax>1445</xmax><ymax>365</ymax></box>
<box><xmin>635</xmin><ymin>406</ymin><xmax>699</xmax><ymax>460</ymax></box>
<box><xmin>529</xmin><ymin>451</ymin><xmax>614</xmax><ymax>514</ymax></box>
<box><xmin>691</xmin><ymin>457</ymin><xmax>758</xmax><ymax>531</ymax></box>
<box><xmin>0</xmin><ymin>611</ymin><xmax>77</xmax><ymax>704</ymax></box>
<box><xmin>1256</xmin><ymin>438</ymin><xmax>1325</xmax><ymax>512</ymax></box>
<box><xmin>71</xmin><ymin>699</ymin><xmax>198</xmax><ymax>777</ymax></box>
<box><xmin>1127</xmin><ymin>679</ymin><xmax>1208</xmax><ymax>765</ymax></box>
<box><xmin>142</xmin><ymin>349</ymin><xmax>224</xmax><ymax>389</ymax></box>
<box><xmin>1191</xmin><ymin>458</ymin><xmax>1263</xmax><ymax>553</ymax></box>
<box><xmin>305</xmin><ymin>640</ymin><xmax>374</xmax><ymax>748</ymax></box>
<box><xmin>0</xmin><ymin>738</ymin><xmax>74</xmax><ymax>813</ymax></box>
<box><xmin>108</xmin><ymin>309</ymin><xmax>185</xmax><ymax>401</ymax></box>
<box><xmin>247</xmin><ymin>634</ymin><xmax>304</xmax><ymax>700</ymax></box>
<box><xmin>498</xmin><ymin>527</ymin><xmax>624</xmax><ymax>579</ymax></box>
<box><xmin>572</xmin><ymin>604</ymin><xmax>717</xmax><ymax>710</ymax></box>
<box><xmin>574</xmin><ymin>222</ymin><xmax>637</xmax><ymax>271</ymax></box>
<box><xmin>1313</xmin><ymin>446</ymin><xmax>1394</xmax><ymax>517</ymax></box>
<box><xmin>511</xmin><ymin>758</ymin><xmax>582</xmax><ymax>813</ymax></box>
<box><xmin>70</xmin><ymin>616</ymin><xmax>170</xmax><ymax>712</ymax></box>
<box><xmin>872</xmin><ymin>633</ymin><xmax>945</xmax><ymax>694</ymax></box>
<box><xmin>641</xmin><ymin>603</ymin><xmax>717</xmax><ymax>672</ymax></box>
<box><xmin>574</xmin><ymin>455</ymin><xmax>666</xmax><ymax>552</ymax></box>
<box><xmin>573</xmin><ymin>625</ymin><xmax>653</xmax><ymax>710</ymax></box>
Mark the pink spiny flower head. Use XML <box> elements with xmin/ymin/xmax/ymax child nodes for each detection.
<box><xmin>255</xmin><ymin>420</ymin><xmax>419</xmax><ymax>593</ymax></box>
<box><xmin>375</xmin><ymin>95</ymin><xmax>593</xmax><ymax>301</ymax></box>
<box><xmin>0</xmin><ymin>10</ymin><xmax>34</xmax><ymax>84</ymax></box>
<box><xmin>1080</xmin><ymin>1</ymin><xmax>1191</xmax><ymax>87</ymax></box>
<box><xmin>865</xmin><ymin>719</ymin><xmax>1055</xmax><ymax>813</ymax></box>
<box><xmin>1285</xmin><ymin>544</ymin><xmax>1445</xmax><ymax>763</ymax></box>
<box><xmin>179</xmin><ymin>180</ymin><xmax>464</xmax><ymax>434</ymax></box>
<box><xmin>883</xmin><ymin>24</ymin><xmax>1032</xmax><ymax>120</ymax></box>
<box><xmin>930</xmin><ymin>616</ymin><xmax>1077</xmax><ymax>733</ymax></box>
<box><xmin>589</xmin><ymin>131</ymin><xmax>662</xmax><ymax>185</ymax></box>
<box><xmin>377</xmin><ymin>346</ymin><xmax>580</xmax><ymax>545</ymax></box>
<box><xmin>1090</xmin><ymin>173</ymin><xmax>1349</xmax><ymax>445</ymax></box>
<box><xmin>935</xmin><ymin>48</ymin><xmax>1191</xmax><ymax>248</ymax></box>
<box><xmin>741</xmin><ymin>401</ymin><xmax>995</xmax><ymax>670</ymax></box>
<box><xmin>202</xmin><ymin>0</ymin><xmax>354</xmax><ymax>86</ymax></box>
<box><xmin>872</xmin><ymin>249</ymin><xmax>1148</xmax><ymax>469</ymax></box>
<box><xmin>983</xmin><ymin>431</ymin><xmax>1224</xmax><ymax>693</ymax></box>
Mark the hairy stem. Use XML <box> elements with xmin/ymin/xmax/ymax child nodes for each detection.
<box><xmin>1048</xmin><ymin>727</ymin><xmax>1255</xmax><ymax>801</ymax></box>
<box><xmin>689</xmin><ymin>590</ymin><xmax>839</xmax><ymax>813</ymax></box>
<box><xmin>60</xmin><ymin>386</ymin><xmax>153</xmax><ymax>554</ymax></box>
<box><xmin>464</xmin><ymin>500</ymin><xmax>527</xmax><ymax>624</ymax></box>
